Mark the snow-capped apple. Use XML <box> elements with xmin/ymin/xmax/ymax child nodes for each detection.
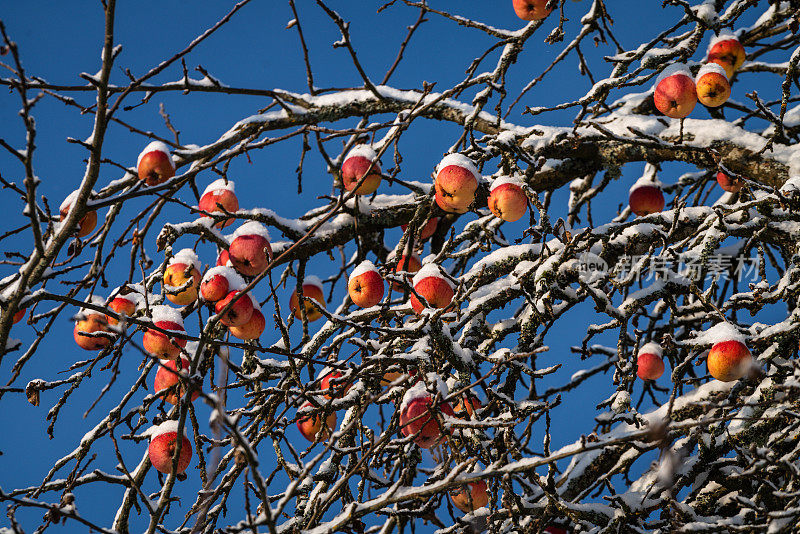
<box><xmin>59</xmin><ymin>190</ymin><xmax>97</xmax><ymax>238</ymax></box>
<box><xmin>488</xmin><ymin>177</ymin><xmax>527</xmax><ymax>222</ymax></box>
<box><xmin>229</xmin><ymin>306</ymin><xmax>265</xmax><ymax>340</ymax></box>
<box><xmin>154</xmin><ymin>357</ymin><xmax>199</xmax><ymax>404</ymax></box>
<box><xmin>163</xmin><ymin>249</ymin><xmax>201</xmax><ymax>306</ymax></box>
<box><xmin>399</xmin><ymin>382</ymin><xmax>455</xmax><ymax>448</ymax></box>
<box><xmin>143</xmin><ymin>306</ymin><xmax>187</xmax><ymax>360</ymax></box>
<box><xmin>716</xmin><ymin>171</ymin><xmax>743</xmax><ymax>193</ymax></box>
<box><xmin>695</xmin><ymin>63</ymin><xmax>730</xmax><ymax>108</ymax></box>
<box><xmin>348</xmin><ymin>260</ymin><xmax>384</xmax><ymax>308</ymax></box>
<box><xmin>636</xmin><ymin>342</ymin><xmax>665</xmax><ymax>381</ymax></box>
<box><xmin>105</xmin><ymin>296</ymin><xmax>136</xmax><ymax>326</ymax></box>
<box><xmin>435</xmin><ymin>154</ymin><xmax>480</xmax><ymax>214</ymax></box>
<box><xmin>450</xmin><ymin>481</ymin><xmax>489</xmax><ymax>513</ymax></box>
<box><xmin>707</xmin><ymin>339</ymin><xmax>753</xmax><ymax>382</ymax></box>
<box><xmin>137</xmin><ymin>141</ymin><xmax>175</xmax><ymax>186</ymax></box>
<box><xmin>297</xmin><ymin>402</ymin><xmax>337</xmax><ymax>442</ymax></box>
<box><xmin>289</xmin><ymin>276</ymin><xmax>326</xmax><ymax>321</ymax></box>
<box><xmin>389</xmin><ymin>253</ymin><xmax>422</xmax><ymax>290</ymax></box>
<box><xmin>653</xmin><ymin>66</ymin><xmax>697</xmax><ymax>119</ymax></box>
<box><xmin>512</xmin><ymin>0</ymin><xmax>552</xmax><ymax>21</ymax></box>
<box><xmin>341</xmin><ymin>145</ymin><xmax>381</xmax><ymax>195</ymax></box>
<box><xmin>74</xmin><ymin>311</ymin><xmax>112</xmax><ymax>350</ymax></box>
<box><xmin>409</xmin><ymin>264</ymin><xmax>455</xmax><ymax>314</ymax></box>
<box><xmin>228</xmin><ymin>222</ymin><xmax>272</xmax><ymax>277</ymax></box>
<box><xmin>706</xmin><ymin>33</ymin><xmax>746</xmax><ymax>79</ymax></box>
<box><xmin>453</xmin><ymin>394</ymin><xmax>482</xmax><ymax>418</ymax></box>
<box><xmin>629</xmin><ymin>176</ymin><xmax>665</xmax><ymax>216</ymax></box>
<box><xmin>215</xmin><ymin>290</ymin><xmax>254</xmax><ymax>327</ymax></box>
<box><xmin>198</xmin><ymin>179</ymin><xmax>239</xmax><ymax>228</ymax></box>
<box><xmin>200</xmin><ymin>266</ymin><xmax>244</xmax><ymax>303</ymax></box>
<box><xmin>319</xmin><ymin>370</ymin><xmax>352</xmax><ymax>399</ymax></box>
<box><xmin>148</xmin><ymin>420</ymin><xmax>192</xmax><ymax>474</ymax></box>
<box><xmin>401</xmin><ymin>217</ymin><xmax>439</xmax><ymax>241</ymax></box>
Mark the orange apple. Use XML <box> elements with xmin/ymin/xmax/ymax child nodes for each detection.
<box><xmin>399</xmin><ymin>390</ymin><xmax>455</xmax><ymax>449</ymax></box>
<box><xmin>636</xmin><ymin>342</ymin><xmax>665</xmax><ymax>381</ymax></box>
<box><xmin>513</xmin><ymin>0</ymin><xmax>552</xmax><ymax>21</ymax></box>
<box><xmin>198</xmin><ymin>179</ymin><xmax>239</xmax><ymax>228</ymax></box>
<box><xmin>229</xmin><ymin>222</ymin><xmax>272</xmax><ymax>277</ymax></box>
<box><xmin>59</xmin><ymin>191</ymin><xmax>97</xmax><ymax>238</ymax></box>
<box><xmin>154</xmin><ymin>357</ymin><xmax>200</xmax><ymax>404</ymax></box>
<box><xmin>402</xmin><ymin>217</ymin><xmax>439</xmax><ymax>241</ymax></box>
<box><xmin>707</xmin><ymin>35</ymin><xmax>746</xmax><ymax>79</ymax></box>
<box><xmin>215</xmin><ymin>291</ymin><xmax>254</xmax><ymax>327</ymax></box>
<box><xmin>488</xmin><ymin>178</ymin><xmax>527</xmax><ymax>222</ymax></box>
<box><xmin>654</xmin><ymin>68</ymin><xmax>697</xmax><ymax>119</ymax></box>
<box><xmin>380</xmin><ymin>367</ymin><xmax>419</xmax><ymax>388</ymax></box>
<box><xmin>348</xmin><ymin>260</ymin><xmax>384</xmax><ymax>308</ymax></box>
<box><xmin>137</xmin><ymin>141</ymin><xmax>175</xmax><ymax>186</ymax></box>
<box><xmin>716</xmin><ymin>171</ymin><xmax>743</xmax><ymax>193</ymax></box>
<box><xmin>216</xmin><ymin>249</ymin><xmax>231</xmax><ymax>267</ymax></box>
<box><xmin>629</xmin><ymin>179</ymin><xmax>665</xmax><ymax>216</ymax></box>
<box><xmin>297</xmin><ymin>401</ymin><xmax>337</xmax><ymax>442</ymax></box>
<box><xmin>290</xmin><ymin>277</ymin><xmax>326</xmax><ymax>321</ymax></box>
<box><xmin>106</xmin><ymin>296</ymin><xmax>136</xmax><ymax>326</ymax></box>
<box><xmin>229</xmin><ymin>307</ymin><xmax>266</xmax><ymax>340</ymax></box>
<box><xmin>707</xmin><ymin>339</ymin><xmax>752</xmax><ymax>382</ymax></box>
<box><xmin>148</xmin><ymin>421</ymin><xmax>192</xmax><ymax>474</ymax></box>
<box><xmin>74</xmin><ymin>313</ymin><xmax>112</xmax><ymax>350</ymax></box>
<box><xmin>453</xmin><ymin>394</ymin><xmax>482</xmax><ymax>418</ymax></box>
<box><xmin>435</xmin><ymin>154</ymin><xmax>480</xmax><ymax>214</ymax></box>
<box><xmin>163</xmin><ymin>249</ymin><xmax>202</xmax><ymax>306</ymax></box>
<box><xmin>389</xmin><ymin>253</ymin><xmax>422</xmax><ymax>291</ymax></box>
<box><xmin>341</xmin><ymin>145</ymin><xmax>381</xmax><ymax>195</ymax></box>
<box><xmin>410</xmin><ymin>265</ymin><xmax>455</xmax><ymax>314</ymax></box>
<box><xmin>696</xmin><ymin>63</ymin><xmax>730</xmax><ymax>108</ymax></box>
<box><xmin>143</xmin><ymin>306</ymin><xmax>187</xmax><ymax>360</ymax></box>
<box><xmin>450</xmin><ymin>481</ymin><xmax>489</xmax><ymax>513</ymax></box>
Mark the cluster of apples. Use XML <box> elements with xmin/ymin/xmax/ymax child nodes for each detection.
<box><xmin>654</xmin><ymin>32</ymin><xmax>745</xmax><ymax>119</ymax></box>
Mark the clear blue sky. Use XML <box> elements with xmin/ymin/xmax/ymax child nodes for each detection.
<box><xmin>0</xmin><ymin>1</ymin><xmax>784</xmax><ymax>531</ymax></box>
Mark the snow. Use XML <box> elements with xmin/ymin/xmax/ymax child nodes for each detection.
<box><xmin>350</xmin><ymin>260</ymin><xmax>379</xmax><ymax>279</ymax></box>
<box><xmin>78</xmin><ymin>295</ymin><xmax>106</xmax><ymax>316</ymax></box>
<box><xmin>345</xmin><ymin>144</ymin><xmax>377</xmax><ymax>162</ymax></box>
<box><xmin>168</xmin><ymin>248</ymin><xmax>200</xmax><ymax>272</ymax></box>
<box><xmin>436</xmin><ymin>153</ymin><xmax>480</xmax><ymax>182</ymax></box>
<box><xmin>302</xmin><ymin>275</ymin><xmax>323</xmax><ymax>291</ymax></box>
<box><xmin>150</xmin><ymin>305</ymin><xmax>184</xmax><ymax>327</ymax></box>
<box><xmin>489</xmin><ymin>175</ymin><xmax>525</xmax><ymax>192</ymax></box>
<box><xmin>629</xmin><ymin>173</ymin><xmax>663</xmax><ymax>193</ymax></box>
<box><xmin>107</xmin><ymin>285</ymin><xmax>146</xmax><ymax>309</ymax></box>
<box><xmin>201</xmin><ymin>178</ymin><xmax>236</xmax><ymax>196</ymax></box>
<box><xmin>146</xmin><ymin>419</ymin><xmax>184</xmax><ymax>440</ymax></box>
<box><xmin>399</xmin><ymin>374</ymin><xmax>448</xmax><ymax>414</ymax></box>
<box><xmin>136</xmin><ymin>141</ymin><xmax>174</xmax><ymax>169</ymax></box>
<box><xmin>201</xmin><ymin>266</ymin><xmax>245</xmax><ymax>291</ymax></box>
<box><xmin>59</xmin><ymin>189</ymin><xmax>95</xmax><ymax>212</ymax></box>
<box><xmin>412</xmin><ymin>263</ymin><xmax>455</xmax><ymax>289</ymax></box>
<box><xmin>696</xmin><ymin>62</ymin><xmax>728</xmax><ymax>81</ymax></box>
<box><xmin>655</xmin><ymin>63</ymin><xmax>694</xmax><ymax>87</ymax></box>
<box><xmin>691</xmin><ymin>321</ymin><xmax>746</xmax><ymax>345</ymax></box>
<box><xmin>707</xmin><ymin>29</ymin><xmax>740</xmax><ymax>57</ymax></box>
<box><xmin>230</xmin><ymin>221</ymin><xmax>270</xmax><ymax>241</ymax></box>
<box><xmin>638</xmin><ymin>342</ymin><xmax>663</xmax><ymax>357</ymax></box>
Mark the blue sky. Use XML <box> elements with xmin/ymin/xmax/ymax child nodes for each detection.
<box><xmin>0</xmin><ymin>1</ymin><xmax>787</xmax><ymax>532</ymax></box>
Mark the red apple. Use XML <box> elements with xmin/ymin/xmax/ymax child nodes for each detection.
<box><xmin>290</xmin><ymin>277</ymin><xmax>326</xmax><ymax>321</ymax></box>
<box><xmin>402</xmin><ymin>217</ymin><xmax>439</xmax><ymax>241</ymax></box>
<box><xmin>229</xmin><ymin>222</ymin><xmax>272</xmax><ymax>277</ymax></box>
<box><xmin>410</xmin><ymin>266</ymin><xmax>455</xmax><ymax>314</ymax></box>
<box><xmin>707</xmin><ymin>35</ymin><xmax>746</xmax><ymax>79</ymax></box>
<box><xmin>59</xmin><ymin>191</ymin><xmax>98</xmax><ymax>238</ymax></box>
<box><xmin>716</xmin><ymin>171</ymin><xmax>743</xmax><ymax>193</ymax></box>
<box><xmin>143</xmin><ymin>320</ymin><xmax>187</xmax><ymax>360</ymax></box>
<box><xmin>154</xmin><ymin>357</ymin><xmax>200</xmax><ymax>404</ymax></box>
<box><xmin>636</xmin><ymin>343</ymin><xmax>665</xmax><ymax>381</ymax></box>
<box><xmin>106</xmin><ymin>296</ymin><xmax>136</xmax><ymax>326</ymax></box>
<box><xmin>435</xmin><ymin>154</ymin><xmax>480</xmax><ymax>214</ymax></box>
<box><xmin>137</xmin><ymin>141</ymin><xmax>175</xmax><ymax>186</ymax></box>
<box><xmin>488</xmin><ymin>179</ymin><xmax>527</xmax><ymax>222</ymax></box>
<box><xmin>74</xmin><ymin>313</ymin><xmax>112</xmax><ymax>350</ymax></box>
<box><xmin>513</xmin><ymin>0</ymin><xmax>552</xmax><ymax>21</ymax></box>
<box><xmin>348</xmin><ymin>260</ymin><xmax>384</xmax><ymax>308</ymax></box>
<box><xmin>216</xmin><ymin>249</ymin><xmax>231</xmax><ymax>267</ymax></box>
<box><xmin>450</xmin><ymin>481</ymin><xmax>489</xmax><ymax>513</ymax></box>
<box><xmin>390</xmin><ymin>254</ymin><xmax>422</xmax><ymax>291</ymax></box>
<box><xmin>629</xmin><ymin>182</ymin><xmax>665</xmax><ymax>216</ymax></box>
<box><xmin>654</xmin><ymin>69</ymin><xmax>697</xmax><ymax>119</ymax></box>
<box><xmin>229</xmin><ymin>307</ymin><xmax>266</xmax><ymax>340</ymax></box>
<box><xmin>696</xmin><ymin>63</ymin><xmax>730</xmax><ymax>108</ymax></box>
<box><xmin>148</xmin><ymin>421</ymin><xmax>192</xmax><ymax>474</ymax></box>
<box><xmin>320</xmin><ymin>370</ymin><xmax>352</xmax><ymax>399</ymax></box>
<box><xmin>707</xmin><ymin>339</ymin><xmax>752</xmax><ymax>382</ymax></box>
<box><xmin>341</xmin><ymin>145</ymin><xmax>381</xmax><ymax>195</ymax></box>
<box><xmin>12</xmin><ymin>307</ymin><xmax>26</xmax><ymax>325</ymax></box>
<box><xmin>198</xmin><ymin>179</ymin><xmax>239</xmax><ymax>228</ymax></box>
<box><xmin>297</xmin><ymin>401</ymin><xmax>337</xmax><ymax>442</ymax></box>
<box><xmin>399</xmin><ymin>391</ymin><xmax>455</xmax><ymax>449</ymax></box>
<box><xmin>215</xmin><ymin>291</ymin><xmax>254</xmax><ymax>327</ymax></box>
